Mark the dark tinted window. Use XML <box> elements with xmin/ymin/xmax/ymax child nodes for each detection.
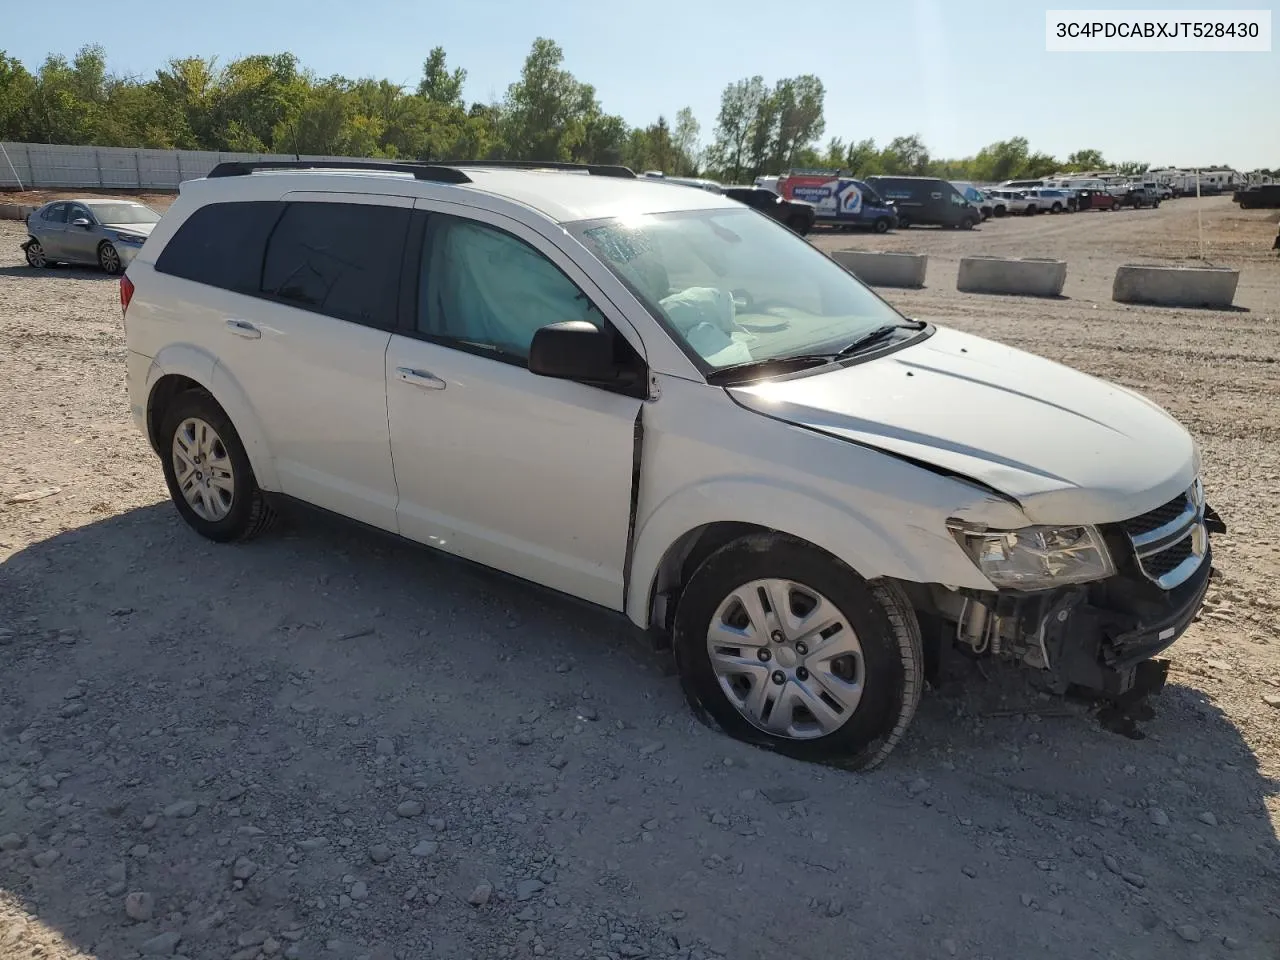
<box><xmin>261</xmin><ymin>202</ymin><xmax>409</xmax><ymax>329</ymax></box>
<box><xmin>155</xmin><ymin>201</ymin><xmax>281</xmax><ymax>294</ymax></box>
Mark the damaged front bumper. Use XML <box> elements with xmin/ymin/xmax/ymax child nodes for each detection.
<box><xmin>941</xmin><ymin>492</ymin><xmax>1224</xmax><ymax>698</ymax></box>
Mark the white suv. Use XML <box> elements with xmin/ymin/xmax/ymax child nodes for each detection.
<box><xmin>121</xmin><ymin>159</ymin><xmax>1220</xmax><ymax>769</ymax></box>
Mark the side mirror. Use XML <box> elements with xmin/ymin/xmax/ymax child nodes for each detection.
<box><xmin>529</xmin><ymin>321</ymin><xmax>628</xmax><ymax>384</ymax></box>
<box><xmin>72</xmin><ymin>217</ymin><xmax>92</xmax><ymax>228</ymax></box>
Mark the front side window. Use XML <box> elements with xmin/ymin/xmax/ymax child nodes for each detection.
<box><xmin>572</xmin><ymin>207</ymin><xmax>906</xmax><ymax>370</ymax></box>
<box><xmin>417</xmin><ymin>215</ymin><xmax>604</xmax><ymax>361</ymax></box>
<box><xmin>261</xmin><ymin>202</ymin><xmax>410</xmax><ymax>329</ymax></box>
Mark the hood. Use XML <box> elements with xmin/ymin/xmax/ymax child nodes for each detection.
<box><xmin>730</xmin><ymin>326</ymin><xmax>1198</xmax><ymax>525</ymax></box>
<box><xmin>102</xmin><ymin>222</ymin><xmax>157</xmax><ymax>237</ymax></box>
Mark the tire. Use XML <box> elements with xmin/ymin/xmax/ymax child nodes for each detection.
<box><xmin>672</xmin><ymin>532</ymin><xmax>924</xmax><ymax>770</ymax></box>
<box><xmin>98</xmin><ymin>241</ymin><xmax>122</xmax><ymax>275</ymax></box>
<box><xmin>1051</xmin><ymin>203</ymin><xmax>1063</xmax><ymax>214</ymax></box>
<box><xmin>158</xmin><ymin>390</ymin><xmax>275</xmax><ymax>543</ymax></box>
<box><xmin>787</xmin><ymin>215</ymin><xmax>811</xmax><ymax>236</ymax></box>
<box><xmin>24</xmin><ymin>239</ymin><xmax>47</xmax><ymax>268</ymax></box>
<box><xmin>873</xmin><ymin>217</ymin><xmax>890</xmax><ymax>234</ymax></box>
<box><xmin>993</xmin><ymin>205</ymin><xmax>1006</xmax><ymax>217</ymax></box>
<box><xmin>897</xmin><ymin>216</ymin><xmax>910</xmax><ymax>229</ymax></box>
<box><xmin>959</xmin><ymin>215</ymin><xmax>976</xmax><ymax>230</ymax></box>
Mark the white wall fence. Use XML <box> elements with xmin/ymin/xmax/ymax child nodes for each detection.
<box><xmin>0</xmin><ymin>142</ymin><xmax>355</xmax><ymax>191</ymax></box>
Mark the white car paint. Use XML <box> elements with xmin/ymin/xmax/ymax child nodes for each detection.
<box><xmin>124</xmin><ymin>164</ymin><xmax>1201</xmax><ymax>634</ymax></box>
<box><xmin>729</xmin><ymin>326</ymin><xmax>1197</xmax><ymax>527</ymax></box>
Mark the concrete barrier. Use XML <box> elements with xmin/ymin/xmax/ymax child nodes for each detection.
<box><xmin>832</xmin><ymin>250</ymin><xmax>928</xmax><ymax>288</ymax></box>
<box><xmin>0</xmin><ymin>202</ymin><xmax>36</xmax><ymax>221</ymax></box>
<box><xmin>956</xmin><ymin>256</ymin><xmax>1067</xmax><ymax>297</ymax></box>
<box><xmin>1112</xmin><ymin>264</ymin><xmax>1239</xmax><ymax>308</ymax></box>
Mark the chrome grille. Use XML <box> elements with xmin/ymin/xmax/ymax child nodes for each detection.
<box><xmin>1121</xmin><ymin>479</ymin><xmax>1207</xmax><ymax>590</ymax></box>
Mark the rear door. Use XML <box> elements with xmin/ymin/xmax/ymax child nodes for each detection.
<box><xmin>152</xmin><ymin>195</ymin><xmax>408</xmax><ymax>531</ymax></box>
<box><xmin>37</xmin><ymin>203</ymin><xmax>70</xmax><ymax>257</ymax></box>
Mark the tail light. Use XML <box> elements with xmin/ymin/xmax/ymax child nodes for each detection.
<box><xmin>120</xmin><ymin>274</ymin><xmax>135</xmax><ymax>316</ymax></box>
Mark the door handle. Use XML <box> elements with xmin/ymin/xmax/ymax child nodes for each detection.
<box><xmin>396</xmin><ymin>367</ymin><xmax>446</xmax><ymax>390</ymax></box>
<box><xmin>225</xmin><ymin>319</ymin><xmax>261</xmax><ymax>339</ymax></box>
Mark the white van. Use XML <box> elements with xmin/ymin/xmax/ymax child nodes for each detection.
<box><xmin>117</xmin><ymin>159</ymin><xmax>1221</xmax><ymax>769</ymax></box>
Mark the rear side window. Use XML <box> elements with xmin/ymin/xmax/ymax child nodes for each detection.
<box><xmin>155</xmin><ymin>201</ymin><xmax>281</xmax><ymax>294</ymax></box>
<box><xmin>43</xmin><ymin>204</ymin><xmax>68</xmax><ymax>223</ymax></box>
<box><xmin>261</xmin><ymin>202</ymin><xmax>410</xmax><ymax>329</ymax></box>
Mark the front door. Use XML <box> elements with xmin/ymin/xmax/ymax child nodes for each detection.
<box><xmin>386</xmin><ymin>207</ymin><xmax>646</xmax><ymax>609</ymax></box>
<box><xmin>63</xmin><ymin>203</ymin><xmax>99</xmax><ymax>263</ymax></box>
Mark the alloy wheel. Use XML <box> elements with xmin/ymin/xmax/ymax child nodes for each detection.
<box><xmin>99</xmin><ymin>243</ymin><xmax>121</xmax><ymax>274</ymax></box>
<box><xmin>25</xmin><ymin>241</ymin><xmax>46</xmax><ymax>268</ymax></box>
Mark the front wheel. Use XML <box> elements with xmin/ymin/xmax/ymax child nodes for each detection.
<box><xmin>673</xmin><ymin>533</ymin><xmax>923</xmax><ymax>770</ymax></box>
<box><xmin>873</xmin><ymin>217</ymin><xmax>890</xmax><ymax>234</ymax></box>
<box><xmin>24</xmin><ymin>239</ymin><xmax>47</xmax><ymax>268</ymax></box>
<box><xmin>159</xmin><ymin>390</ymin><xmax>275</xmax><ymax>542</ymax></box>
<box><xmin>1051</xmin><ymin>203</ymin><xmax>1063</xmax><ymax>214</ymax></box>
<box><xmin>787</xmin><ymin>215</ymin><xmax>811</xmax><ymax>236</ymax></box>
<box><xmin>959</xmin><ymin>216</ymin><xmax>976</xmax><ymax>230</ymax></box>
<box><xmin>98</xmin><ymin>241</ymin><xmax>122</xmax><ymax>275</ymax></box>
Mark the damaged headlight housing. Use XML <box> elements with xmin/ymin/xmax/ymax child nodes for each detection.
<box><xmin>948</xmin><ymin>522</ymin><xmax>1115</xmax><ymax>590</ymax></box>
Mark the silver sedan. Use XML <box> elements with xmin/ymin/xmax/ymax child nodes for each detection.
<box><xmin>22</xmin><ymin>198</ymin><xmax>161</xmax><ymax>275</ymax></box>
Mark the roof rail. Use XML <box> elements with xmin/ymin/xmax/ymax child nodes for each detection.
<box><xmin>438</xmin><ymin>160</ymin><xmax>638</xmax><ymax>179</ymax></box>
<box><xmin>205</xmin><ymin>159</ymin><xmax>473</xmax><ymax>184</ymax></box>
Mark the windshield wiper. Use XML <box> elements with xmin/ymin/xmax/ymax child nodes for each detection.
<box><xmin>833</xmin><ymin>319</ymin><xmax>927</xmax><ymax>358</ymax></box>
<box><xmin>705</xmin><ymin>354</ymin><xmax>837</xmax><ymax>385</ymax></box>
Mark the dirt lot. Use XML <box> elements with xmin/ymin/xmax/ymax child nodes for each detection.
<box><xmin>1</xmin><ymin>196</ymin><xmax>1278</xmax><ymax>960</ymax></box>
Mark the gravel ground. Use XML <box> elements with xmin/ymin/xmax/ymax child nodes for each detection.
<box><xmin>1</xmin><ymin>195</ymin><xmax>1278</xmax><ymax>960</ymax></box>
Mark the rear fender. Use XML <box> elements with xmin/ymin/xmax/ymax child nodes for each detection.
<box><xmin>145</xmin><ymin>344</ymin><xmax>280</xmax><ymax>491</ymax></box>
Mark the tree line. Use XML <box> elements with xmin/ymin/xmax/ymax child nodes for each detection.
<box><xmin>0</xmin><ymin>40</ymin><xmax>1262</xmax><ymax>185</ymax></box>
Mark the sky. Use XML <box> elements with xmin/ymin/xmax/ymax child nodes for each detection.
<box><xmin>9</xmin><ymin>0</ymin><xmax>1279</xmax><ymax>170</ymax></box>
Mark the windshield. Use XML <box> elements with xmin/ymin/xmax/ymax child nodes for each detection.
<box><xmin>90</xmin><ymin>203</ymin><xmax>160</xmax><ymax>225</ymax></box>
<box><xmin>571</xmin><ymin>207</ymin><xmax>906</xmax><ymax>370</ymax></box>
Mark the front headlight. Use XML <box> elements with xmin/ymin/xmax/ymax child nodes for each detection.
<box><xmin>114</xmin><ymin>233</ymin><xmax>146</xmax><ymax>245</ymax></box>
<box><xmin>948</xmin><ymin>522</ymin><xmax>1115</xmax><ymax>590</ymax></box>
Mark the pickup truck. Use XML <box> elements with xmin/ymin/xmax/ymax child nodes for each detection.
<box><xmin>1075</xmin><ymin>189</ymin><xmax>1119</xmax><ymax>211</ymax></box>
<box><xmin>1118</xmin><ymin>186</ymin><xmax>1161</xmax><ymax>209</ymax></box>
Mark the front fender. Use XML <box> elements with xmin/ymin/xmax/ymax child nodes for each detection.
<box><xmin>625</xmin><ymin>476</ymin><xmax>997</xmax><ymax>628</ymax></box>
<box><xmin>144</xmin><ymin>344</ymin><xmax>280</xmax><ymax>491</ymax></box>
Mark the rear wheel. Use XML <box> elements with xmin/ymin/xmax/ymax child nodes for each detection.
<box><xmin>897</xmin><ymin>216</ymin><xmax>910</xmax><ymax>229</ymax></box>
<box><xmin>787</xmin><ymin>214</ymin><xmax>811</xmax><ymax>236</ymax></box>
<box><xmin>673</xmin><ymin>532</ymin><xmax>923</xmax><ymax>770</ymax></box>
<box><xmin>158</xmin><ymin>390</ymin><xmax>275</xmax><ymax>543</ymax></box>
